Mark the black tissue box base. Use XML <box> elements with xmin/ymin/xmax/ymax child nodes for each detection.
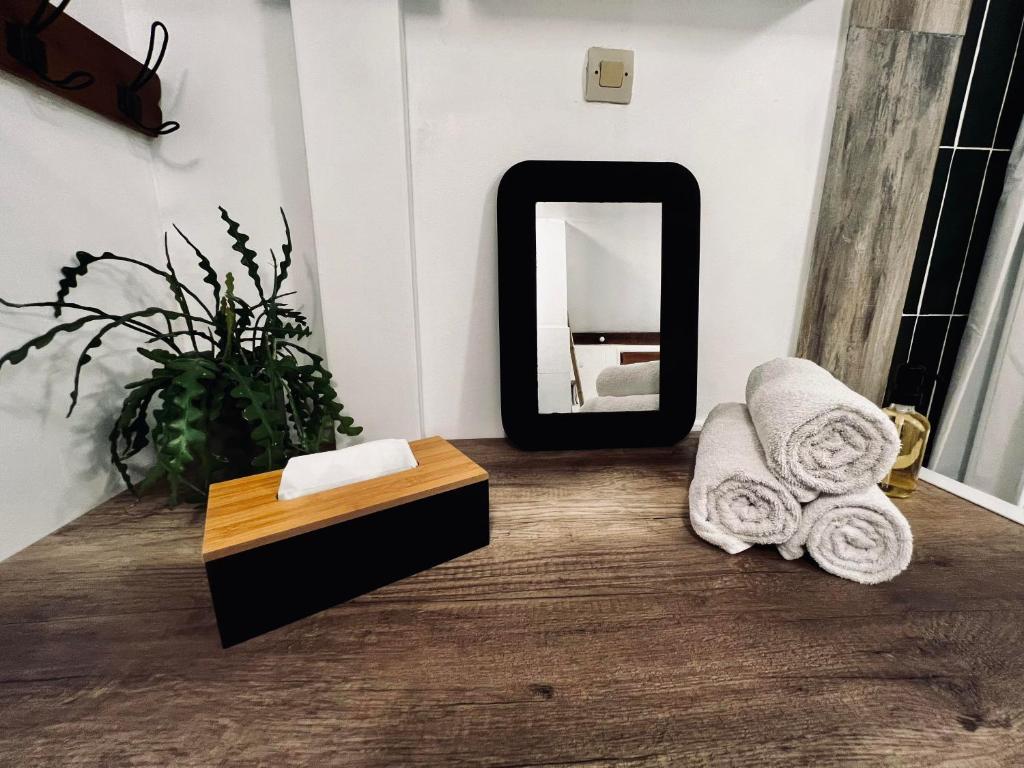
<box><xmin>206</xmin><ymin>480</ymin><xmax>489</xmax><ymax>647</ymax></box>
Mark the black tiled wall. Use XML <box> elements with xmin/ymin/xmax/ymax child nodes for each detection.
<box><xmin>887</xmin><ymin>0</ymin><xmax>1024</xmax><ymax>459</ymax></box>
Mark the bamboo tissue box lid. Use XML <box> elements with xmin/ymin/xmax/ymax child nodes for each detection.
<box><xmin>202</xmin><ymin>436</ymin><xmax>488</xmax><ymax>561</ymax></box>
<box><xmin>202</xmin><ymin>436</ymin><xmax>490</xmax><ymax>646</ymax></box>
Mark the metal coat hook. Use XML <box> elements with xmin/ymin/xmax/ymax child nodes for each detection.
<box><xmin>118</xmin><ymin>20</ymin><xmax>179</xmax><ymax>135</ymax></box>
<box><xmin>4</xmin><ymin>0</ymin><xmax>94</xmax><ymax>90</ymax></box>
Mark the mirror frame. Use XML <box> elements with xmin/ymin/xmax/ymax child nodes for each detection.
<box><xmin>497</xmin><ymin>160</ymin><xmax>700</xmax><ymax>449</ymax></box>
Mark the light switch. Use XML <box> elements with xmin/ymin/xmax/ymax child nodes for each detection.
<box><xmin>585</xmin><ymin>47</ymin><xmax>633</xmax><ymax>104</ymax></box>
<box><xmin>599</xmin><ymin>60</ymin><xmax>624</xmax><ymax>88</ymax></box>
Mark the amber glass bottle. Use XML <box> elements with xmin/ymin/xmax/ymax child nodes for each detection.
<box><xmin>879</xmin><ymin>365</ymin><xmax>931</xmax><ymax>499</ymax></box>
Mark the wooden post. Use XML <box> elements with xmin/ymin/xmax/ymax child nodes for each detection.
<box><xmin>796</xmin><ymin>0</ymin><xmax>970</xmax><ymax>403</ymax></box>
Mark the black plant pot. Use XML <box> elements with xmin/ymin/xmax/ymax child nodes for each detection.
<box><xmin>206</xmin><ymin>402</ymin><xmax>264</xmax><ymax>486</ymax></box>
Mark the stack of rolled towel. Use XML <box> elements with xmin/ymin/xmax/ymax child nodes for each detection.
<box><xmin>689</xmin><ymin>357</ymin><xmax>913</xmax><ymax>584</ymax></box>
<box><xmin>579</xmin><ymin>360</ymin><xmax>659</xmax><ymax>412</ymax></box>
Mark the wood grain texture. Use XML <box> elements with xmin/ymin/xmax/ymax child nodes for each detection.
<box><xmin>203</xmin><ymin>436</ymin><xmax>488</xmax><ymax>561</ymax></box>
<box><xmin>2</xmin><ymin>437</ymin><xmax>1024</xmax><ymax>766</ymax></box>
<box><xmin>620</xmin><ymin>351</ymin><xmax>661</xmax><ymax>365</ymax></box>
<box><xmin>573</xmin><ymin>332</ymin><xmax>661</xmax><ymax>346</ymax></box>
<box><xmin>797</xmin><ymin>25</ymin><xmax>961</xmax><ymax>404</ymax></box>
<box><xmin>851</xmin><ymin>0</ymin><xmax>971</xmax><ymax>35</ymax></box>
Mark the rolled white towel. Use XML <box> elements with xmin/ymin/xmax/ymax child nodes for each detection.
<box><xmin>779</xmin><ymin>485</ymin><xmax>913</xmax><ymax>584</ymax></box>
<box><xmin>688</xmin><ymin>402</ymin><xmax>801</xmax><ymax>554</ymax></box>
<box><xmin>746</xmin><ymin>357</ymin><xmax>900</xmax><ymax>501</ymax></box>
<box><xmin>596</xmin><ymin>361</ymin><xmax>660</xmax><ymax>397</ymax></box>
<box><xmin>579</xmin><ymin>393</ymin><xmax>659</xmax><ymax>412</ymax></box>
<box><xmin>277</xmin><ymin>438</ymin><xmax>417</xmax><ymax>500</ymax></box>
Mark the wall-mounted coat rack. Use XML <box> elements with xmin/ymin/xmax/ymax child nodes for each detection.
<box><xmin>0</xmin><ymin>0</ymin><xmax>178</xmax><ymax>137</ymax></box>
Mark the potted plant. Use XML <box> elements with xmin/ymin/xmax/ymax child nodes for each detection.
<box><xmin>0</xmin><ymin>207</ymin><xmax>361</xmax><ymax>503</ymax></box>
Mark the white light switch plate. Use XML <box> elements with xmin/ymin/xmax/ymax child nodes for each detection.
<box><xmin>585</xmin><ymin>47</ymin><xmax>634</xmax><ymax>104</ymax></box>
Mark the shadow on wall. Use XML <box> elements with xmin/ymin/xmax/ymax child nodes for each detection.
<box><xmin>565</xmin><ymin>225</ymin><xmax>660</xmax><ymax>334</ymax></box>
<box><xmin>407</xmin><ymin>0</ymin><xmax>817</xmax><ymax>28</ymax></box>
<box><xmin>147</xmin><ymin>68</ymin><xmax>196</xmax><ymax>173</ymax></box>
<box><xmin>0</xmin><ymin>316</ymin><xmax>154</xmax><ymax>528</ymax></box>
<box><xmin>0</xmin><ymin>66</ymin><xmax>114</xmax><ymax>140</ymax></box>
<box><xmin>256</xmin><ymin>4</ymin><xmax>326</xmax><ymax>356</ymax></box>
<box><xmin>454</xmin><ymin>175</ymin><xmax>503</xmax><ymax>436</ymax></box>
<box><xmin>0</xmin><ymin>252</ymin><xmax>173</xmax><ymax>471</ymax></box>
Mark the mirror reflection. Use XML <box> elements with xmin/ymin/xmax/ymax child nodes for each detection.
<box><xmin>536</xmin><ymin>202</ymin><xmax>661</xmax><ymax>414</ymax></box>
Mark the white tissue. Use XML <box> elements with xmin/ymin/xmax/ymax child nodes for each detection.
<box><xmin>277</xmin><ymin>438</ymin><xmax>418</xmax><ymax>500</ymax></box>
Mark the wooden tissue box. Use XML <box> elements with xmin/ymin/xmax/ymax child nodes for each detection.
<box><xmin>202</xmin><ymin>436</ymin><xmax>490</xmax><ymax>647</ymax></box>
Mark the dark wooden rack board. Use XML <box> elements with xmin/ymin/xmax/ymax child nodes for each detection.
<box><xmin>0</xmin><ymin>0</ymin><xmax>165</xmax><ymax>137</ymax></box>
<box><xmin>620</xmin><ymin>350</ymin><xmax>661</xmax><ymax>365</ymax></box>
<box><xmin>572</xmin><ymin>331</ymin><xmax>661</xmax><ymax>346</ymax></box>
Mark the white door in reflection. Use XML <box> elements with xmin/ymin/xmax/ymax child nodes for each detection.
<box><xmin>536</xmin><ymin>202</ymin><xmax>661</xmax><ymax>414</ymax></box>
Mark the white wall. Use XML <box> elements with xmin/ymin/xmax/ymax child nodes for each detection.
<box><xmin>0</xmin><ymin>3</ymin><xmax>163</xmax><ymax>562</ymax></box>
<box><xmin>552</xmin><ymin>202</ymin><xmax>662</xmax><ymax>333</ymax></box>
<box><xmin>0</xmin><ymin>1</ymin><xmax>320</xmax><ymax>560</ymax></box>
<box><xmin>535</xmin><ymin>218</ymin><xmax>572</xmax><ymax>413</ymax></box>
<box><xmin>122</xmin><ymin>1</ymin><xmax>323</xmax><ymax>349</ymax></box>
<box><xmin>0</xmin><ymin>0</ymin><xmax>847</xmax><ymax>558</ymax></box>
<box><xmin>290</xmin><ymin>0</ymin><xmax>424</xmax><ymax>442</ymax></box>
<box><xmin>293</xmin><ymin>0</ymin><xmax>847</xmax><ymax>439</ymax></box>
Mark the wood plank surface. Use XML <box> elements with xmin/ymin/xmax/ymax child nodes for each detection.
<box><xmin>2</xmin><ymin>436</ymin><xmax>1024</xmax><ymax>766</ymax></box>
<box><xmin>202</xmin><ymin>436</ymin><xmax>488</xmax><ymax>561</ymax></box>
<box><xmin>797</xmin><ymin>25</ymin><xmax>962</xmax><ymax>403</ymax></box>
<box><xmin>851</xmin><ymin>0</ymin><xmax>971</xmax><ymax>35</ymax></box>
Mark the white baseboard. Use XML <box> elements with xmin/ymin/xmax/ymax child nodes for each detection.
<box><xmin>920</xmin><ymin>467</ymin><xmax>1024</xmax><ymax>527</ymax></box>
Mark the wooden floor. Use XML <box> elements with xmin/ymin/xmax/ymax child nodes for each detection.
<box><xmin>2</xmin><ymin>437</ymin><xmax>1024</xmax><ymax>766</ymax></box>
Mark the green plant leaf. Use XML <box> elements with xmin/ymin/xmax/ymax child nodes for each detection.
<box><xmin>242</xmin><ymin>301</ymin><xmax>311</xmax><ymax>349</ymax></box>
<box><xmin>256</xmin><ymin>305</ymin><xmax>312</xmax><ymax>343</ymax></box>
<box><xmin>276</xmin><ymin>305</ymin><xmax>309</xmax><ymax>326</ymax></box>
<box><xmin>173</xmin><ymin>224</ymin><xmax>221</xmax><ymax>310</ymax></box>
<box><xmin>1</xmin><ymin>296</ymin><xmax>168</xmax><ymax>341</ymax></box>
<box><xmin>279</xmin><ymin>345</ymin><xmax>362</xmax><ymax>439</ymax></box>
<box><xmin>150</xmin><ymin>358</ymin><xmax>216</xmax><ymax>504</ymax></box>
<box><xmin>144</xmin><ymin>328</ymin><xmax>216</xmax><ymax>348</ymax></box>
<box><xmin>54</xmin><ymin>250</ymin><xmax>215</xmax><ymax>323</ymax></box>
<box><xmin>276</xmin><ymin>321</ymin><xmax>310</xmax><ymax>340</ymax></box>
<box><xmin>0</xmin><ymin>314</ymin><xmax>105</xmax><ymax>371</ymax></box>
<box><xmin>219</xmin><ymin>206</ymin><xmax>265</xmax><ymax>301</ymax></box>
<box><xmin>275</xmin><ymin>207</ymin><xmax>292</xmax><ymax>297</ymax></box>
<box><xmin>67</xmin><ymin>308</ymin><xmax>209</xmax><ymax>417</ymax></box>
<box><xmin>224</xmin><ymin>362</ymin><xmax>288</xmax><ymax>470</ymax></box>
<box><xmin>136</xmin><ymin>346</ymin><xmax>181</xmax><ymax>367</ymax></box>
<box><xmin>109</xmin><ymin>375</ymin><xmax>167</xmax><ymax>493</ymax></box>
<box><xmin>2</xmin><ymin>206</ymin><xmax>362</xmax><ymax>504</ymax></box>
<box><xmin>162</xmin><ymin>232</ymin><xmax>199</xmax><ymax>350</ymax></box>
<box><xmin>54</xmin><ymin>251</ymin><xmax>100</xmax><ymax>317</ymax></box>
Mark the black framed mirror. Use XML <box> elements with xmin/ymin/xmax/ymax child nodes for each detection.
<box><xmin>497</xmin><ymin>160</ymin><xmax>699</xmax><ymax>449</ymax></box>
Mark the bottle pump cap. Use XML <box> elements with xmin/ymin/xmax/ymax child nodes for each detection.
<box><xmin>892</xmin><ymin>363</ymin><xmax>928</xmax><ymax>406</ymax></box>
